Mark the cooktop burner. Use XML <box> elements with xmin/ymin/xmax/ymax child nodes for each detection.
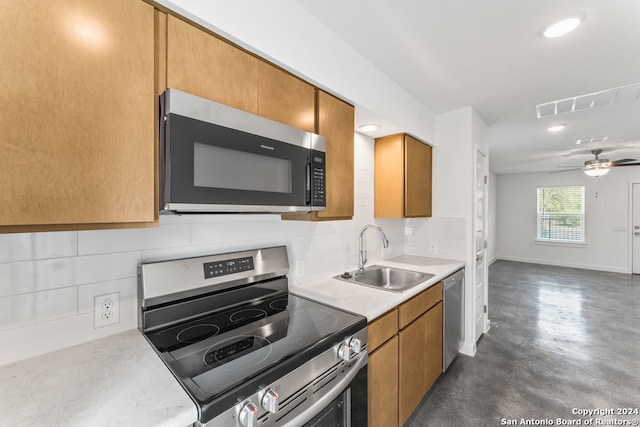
<box><xmin>145</xmin><ymin>291</ymin><xmax>289</xmax><ymax>353</ymax></box>
<box><xmin>145</xmin><ymin>291</ymin><xmax>361</xmax><ymax>398</ymax></box>
<box><xmin>229</xmin><ymin>308</ymin><xmax>267</xmax><ymax>324</ymax></box>
<box><xmin>177</xmin><ymin>324</ymin><xmax>220</xmax><ymax>344</ymax></box>
<box><xmin>139</xmin><ymin>246</ymin><xmax>368</xmax><ymax>425</ymax></box>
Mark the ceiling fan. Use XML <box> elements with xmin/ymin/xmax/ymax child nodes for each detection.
<box><xmin>554</xmin><ymin>149</ymin><xmax>640</xmax><ymax>176</ymax></box>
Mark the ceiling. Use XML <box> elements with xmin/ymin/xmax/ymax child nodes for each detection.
<box><xmin>296</xmin><ymin>0</ymin><xmax>640</xmax><ymax>175</ymax></box>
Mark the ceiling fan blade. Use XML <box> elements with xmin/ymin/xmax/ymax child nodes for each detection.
<box><xmin>612</xmin><ymin>162</ymin><xmax>640</xmax><ymax>167</ymax></box>
<box><xmin>557</xmin><ymin>165</ymin><xmax>582</xmax><ymax>168</ymax></box>
<box><xmin>549</xmin><ymin>168</ymin><xmax>583</xmax><ymax>174</ymax></box>
<box><xmin>612</xmin><ymin>158</ymin><xmax>637</xmax><ymax>165</ymax></box>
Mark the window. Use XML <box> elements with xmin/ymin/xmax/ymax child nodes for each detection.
<box><xmin>537</xmin><ymin>186</ymin><xmax>585</xmax><ymax>242</ymax></box>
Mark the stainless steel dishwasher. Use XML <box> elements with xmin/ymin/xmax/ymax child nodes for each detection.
<box><xmin>443</xmin><ymin>268</ymin><xmax>465</xmax><ymax>372</ymax></box>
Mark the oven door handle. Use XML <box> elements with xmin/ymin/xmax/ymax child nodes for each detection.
<box><xmin>282</xmin><ymin>351</ymin><xmax>368</xmax><ymax>427</ymax></box>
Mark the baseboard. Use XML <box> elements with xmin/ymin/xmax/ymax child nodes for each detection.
<box><xmin>460</xmin><ymin>340</ymin><xmax>476</xmax><ymax>357</ymax></box>
<box><xmin>493</xmin><ymin>256</ymin><xmax>630</xmax><ymax>274</ymax></box>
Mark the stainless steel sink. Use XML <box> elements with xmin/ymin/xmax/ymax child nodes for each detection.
<box><xmin>335</xmin><ymin>265</ymin><xmax>434</xmax><ymax>292</ymax></box>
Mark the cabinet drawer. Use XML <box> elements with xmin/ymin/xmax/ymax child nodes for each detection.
<box><xmin>399</xmin><ymin>282</ymin><xmax>442</xmax><ymax>329</ymax></box>
<box><xmin>368</xmin><ymin>308</ymin><xmax>398</xmax><ymax>353</ymax></box>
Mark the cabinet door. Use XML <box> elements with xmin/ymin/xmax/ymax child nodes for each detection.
<box><xmin>316</xmin><ymin>91</ymin><xmax>354</xmax><ymax>219</ymax></box>
<box><xmin>257</xmin><ymin>62</ymin><xmax>315</xmax><ymax>132</ymax></box>
<box><xmin>423</xmin><ymin>301</ymin><xmax>443</xmax><ymax>392</ymax></box>
<box><xmin>368</xmin><ymin>335</ymin><xmax>399</xmax><ymax>427</ymax></box>
<box><xmin>398</xmin><ymin>301</ymin><xmax>443</xmax><ymax>424</ymax></box>
<box><xmin>374</xmin><ymin>134</ymin><xmax>405</xmax><ymax>218</ymax></box>
<box><xmin>166</xmin><ymin>15</ymin><xmax>259</xmax><ymax>114</ymax></box>
<box><xmin>284</xmin><ymin>91</ymin><xmax>354</xmax><ymax>221</ymax></box>
<box><xmin>398</xmin><ymin>312</ymin><xmax>429</xmax><ymax>424</ymax></box>
<box><xmin>0</xmin><ymin>0</ymin><xmax>155</xmax><ymax>230</ymax></box>
<box><xmin>404</xmin><ymin>135</ymin><xmax>432</xmax><ymax>217</ymax></box>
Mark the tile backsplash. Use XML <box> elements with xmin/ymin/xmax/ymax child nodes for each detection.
<box><xmin>404</xmin><ymin>217</ymin><xmax>467</xmax><ymax>260</ymax></box>
<box><xmin>0</xmin><ymin>133</ymin><xmax>464</xmax><ymax>366</ymax></box>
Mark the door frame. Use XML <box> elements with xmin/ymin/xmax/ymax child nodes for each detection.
<box><xmin>629</xmin><ymin>182</ymin><xmax>640</xmax><ymax>274</ymax></box>
<box><xmin>461</xmin><ymin>146</ymin><xmax>489</xmax><ymax>357</ymax></box>
<box><xmin>475</xmin><ymin>148</ymin><xmax>489</xmax><ymax>335</ymax></box>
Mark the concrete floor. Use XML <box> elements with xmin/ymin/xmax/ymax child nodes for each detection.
<box><xmin>406</xmin><ymin>260</ymin><xmax>640</xmax><ymax>427</ymax></box>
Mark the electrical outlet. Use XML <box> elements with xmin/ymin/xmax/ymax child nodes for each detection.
<box><xmin>428</xmin><ymin>242</ymin><xmax>438</xmax><ymax>254</ymax></box>
<box><xmin>94</xmin><ymin>292</ymin><xmax>120</xmax><ymax>328</ymax></box>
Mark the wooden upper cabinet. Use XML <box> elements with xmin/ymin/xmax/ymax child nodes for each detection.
<box><xmin>0</xmin><ymin>0</ymin><xmax>155</xmax><ymax>231</ymax></box>
<box><xmin>257</xmin><ymin>62</ymin><xmax>315</xmax><ymax>133</ymax></box>
<box><xmin>165</xmin><ymin>15</ymin><xmax>259</xmax><ymax>113</ymax></box>
<box><xmin>316</xmin><ymin>91</ymin><xmax>355</xmax><ymax>219</ymax></box>
<box><xmin>374</xmin><ymin>133</ymin><xmax>432</xmax><ymax>218</ymax></box>
<box><xmin>281</xmin><ymin>90</ymin><xmax>355</xmax><ymax>221</ymax></box>
<box><xmin>163</xmin><ymin>13</ymin><xmax>353</xmax><ymax>221</ymax></box>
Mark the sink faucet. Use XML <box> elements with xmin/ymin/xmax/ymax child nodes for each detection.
<box><xmin>358</xmin><ymin>224</ymin><xmax>389</xmax><ymax>273</ymax></box>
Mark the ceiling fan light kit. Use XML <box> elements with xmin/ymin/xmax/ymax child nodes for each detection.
<box><xmin>584</xmin><ymin>166</ymin><xmax>610</xmax><ymax>177</ymax></box>
<box><xmin>554</xmin><ymin>149</ymin><xmax>640</xmax><ymax>176</ymax></box>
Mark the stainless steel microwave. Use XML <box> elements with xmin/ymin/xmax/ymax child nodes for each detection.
<box><xmin>159</xmin><ymin>89</ymin><xmax>326</xmax><ymax>214</ymax></box>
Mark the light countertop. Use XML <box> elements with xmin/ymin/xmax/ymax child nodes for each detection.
<box><xmin>0</xmin><ymin>329</ymin><xmax>198</xmax><ymax>427</ymax></box>
<box><xmin>0</xmin><ymin>255</ymin><xmax>463</xmax><ymax>426</ymax></box>
<box><xmin>290</xmin><ymin>255</ymin><xmax>465</xmax><ymax>321</ymax></box>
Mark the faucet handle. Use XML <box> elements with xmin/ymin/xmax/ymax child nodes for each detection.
<box><xmin>362</xmin><ymin>250</ymin><xmax>367</xmax><ymax>268</ymax></box>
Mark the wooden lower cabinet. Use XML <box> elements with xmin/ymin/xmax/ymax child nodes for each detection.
<box><xmin>398</xmin><ymin>301</ymin><xmax>443</xmax><ymax>425</ymax></box>
<box><xmin>368</xmin><ymin>335</ymin><xmax>399</xmax><ymax>427</ymax></box>
<box><xmin>367</xmin><ymin>285</ymin><xmax>443</xmax><ymax>426</ymax></box>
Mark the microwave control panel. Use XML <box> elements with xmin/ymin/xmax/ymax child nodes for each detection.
<box><xmin>204</xmin><ymin>256</ymin><xmax>254</xmax><ymax>279</ymax></box>
<box><xmin>310</xmin><ymin>151</ymin><xmax>326</xmax><ymax>207</ymax></box>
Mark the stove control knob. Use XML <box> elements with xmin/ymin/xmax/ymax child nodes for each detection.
<box><xmin>239</xmin><ymin>402</ymin><xmax>258</xmax><ymax>427</ymax></box>
<box><xmin>337</xmin><ymin>343</ymin><xmax>351</xmax><ymax>361</ymax></box>
<box><xmin>261</xmin><ymin>388</ymin><xmax>279</xmax><ymax>414</ymax></box>
<box><xmin>349</xmin><ymin>338</ymin><xmax>363</xmax><ymax>354</ymax></box>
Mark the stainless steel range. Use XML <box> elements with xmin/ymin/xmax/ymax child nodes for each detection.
<box><xmin>139</xmin><ymin>246</ymin><xmax>367</xmax><ymax>427</ymax></box>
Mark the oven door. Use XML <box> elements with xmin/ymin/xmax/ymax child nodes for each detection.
<box><xmin>302</xmin><ymin>361</ymin><xmax>367</xmax><ymax>427</ymax></box>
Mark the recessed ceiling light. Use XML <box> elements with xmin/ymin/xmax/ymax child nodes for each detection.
<box><xmin>358</xmin><ymin>124</ymin><xmax>381</xmax><ymax>133</ymax></box>
<box><xmin>543</xmin><ymin>16</ymin><xmax>583</xmax><ymax>38</ymax></box>
<box><xmin>547</xmin><ymin>124</ymin><xmax>567</xmax><ymax>132</ymax></box>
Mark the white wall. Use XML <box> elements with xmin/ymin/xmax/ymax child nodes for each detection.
<box><xmin>433</xmin><ymin>108</ymin><xmax>472</xmax><ymax>217</ymax></box>
<box><xmin>495</xmin><ymin>168</ymin><xmax>637</xmax><ymax>273</ymax></box>
<box><xmin>0</xmin><ymin>134</ymin><xmax>406</xmax><ymax>366</ymax></box>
